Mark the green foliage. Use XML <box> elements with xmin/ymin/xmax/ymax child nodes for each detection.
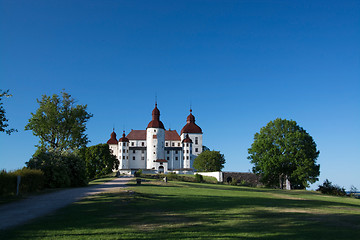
<box><xmin>195</xmin><ymin>173</ymin><xmax>204</xmax><ymax>183</ymax></box>
<box><xmin>134</xmin><ymin>169</ymin><xmax>143</xmax><ymax>178</ymax></box>
<box><xmin>79</xmin><ymin>144</ymin><xmax>118</xmax><ymax>179</ymax></box>
<box><xmin>317</xmin><ymin>179</ymin><xmax>346</xmax><ymax>196</ymax></box>
<box><xmin>193</xmin><ymin>150</ymin><xmax>226</xmax><ymax>172</ymax></box>
<box><xmin>0</xmin><ymin>168</ymin><xmax>44</xmax><ymax>196</ymax></box>
<box><xmin>0</xmin><ymin>89</ymin><xmax>17</xmax><ymax>135</ymax></box>
<box><xmin>25</xmin><ymin>91</ymin><xmax>93</xmax><ymax>152</ymax></box>
<box><xmin>26</xmin><ymin>150</ymin><xmax>87</xmax><ymax>188</ymax></box>
<box><xmin>248</xmin><ymin>118</ymin><xmax>320</xmax><ymax>189</ymax></box>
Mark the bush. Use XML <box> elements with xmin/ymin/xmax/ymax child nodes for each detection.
<box><xmin>26</xmin><ymin>150</ymin><xmax>87</xmax><ymax>188</ymax></box>
<box><xmin>195</xmin><ymin>174</ymin><xmax>204</xmax><ymax>183</ymax></box>
<box><xmin>134</xmin><ymin>169</ymin><xmax>143</xmax><ymax>177</ymax></box>
<box><xmin>317</xmin><ymin>179</ymin><xmax>346</xmax><ymax>196</ymax></box>
<box><xmin>0</xmin><ymin>168</ymin><xmax>44</xmax><ymax>196</ymax></box>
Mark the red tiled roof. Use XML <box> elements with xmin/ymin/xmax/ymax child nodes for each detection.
<box><xmin>181</xmin><ymin>110</ymin><xmax>202</xmax><ymax>134</ymax></box>
<box><xmin>165</xmin><ymin>130</ymin><xmax>180</xmax><ymax>141</ymax></box>
<box><xmin>127</xmin><ymin>130</ymin><xmax>146</xmax><ymax>140</ymax></box>
<box><xmin>154</xmin><ymin>159</ymin><xmax>168</xmax><ymax>163</ymax></box>
<box><xmin>107</xmin><ymin>131</ymin><xmax>118</xmax><ymax>144</ymax></box>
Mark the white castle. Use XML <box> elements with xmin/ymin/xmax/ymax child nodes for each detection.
<box><xmin>107</xmin><ymin>103</ymin><xmax>203</xmax><ymax>173</ymax></box>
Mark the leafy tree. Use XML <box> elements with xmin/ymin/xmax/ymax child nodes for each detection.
<box><xmin>248</xmin><ymin>118</ymin><xmax>320</xmax><ymax>189</ymax></box>
<box><xmin>25</xmin><ymin>91</ymin><xmax>93</xmax><ymax>152</ymax></box>
<box><xmin>80</xmin><ymin>144</ymin><xmax>118</xmax><ymax>179</ymax></box>
<box><xmin>317</xmin><ymin>179</ymin><xmax>346</xmax><ymax>196</ymax></box>
<box><xmin>0</xmin><ymin>89</ymin><xmax>17</xmax><ymax>135</ymax></box>
<box><xmin>193</xmin><ymin>150</ymin><xmax>225</xmax><ymax>172</ymax></box>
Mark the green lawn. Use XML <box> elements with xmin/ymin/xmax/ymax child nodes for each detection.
<box><xmin>1</xmin><ymin>179</ymin><xmax>360</xmax><ymax>239</ymax></box>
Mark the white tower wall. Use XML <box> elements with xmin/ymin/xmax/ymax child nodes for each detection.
<box><xmin>146</xmin><ymin>128</ymin><xmax>165</xmax><ymax>169</ymax></box>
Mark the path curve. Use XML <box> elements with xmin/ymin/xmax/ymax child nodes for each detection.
<box><xmin>0</xmin><ymin>176</ymin><xmax>132</xmax><ymax>230</ymax></box>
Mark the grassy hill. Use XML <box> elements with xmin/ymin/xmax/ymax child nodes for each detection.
<box><xmin>1</xmin><ymin>179</ymin><xmax>360</xmax><ymax>239</ymax></box>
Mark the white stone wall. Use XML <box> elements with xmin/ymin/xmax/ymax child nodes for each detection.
<box><xmin>146</xmin><ymin>128</ymin><xmax>165</xmax><ymax>169</ymax></box>
<box><xmin>118</xmin><ymin>142</ymin><xmax>129</xmax><ymax>169</ymax></box>
<box><xmin>182</xmin><ymin>142</ymin><xmax>192</xmax><ymax>169</ymax></box>
<box><xmin>196</xmin><ymin>172</ymin><xmax>223</xmax><ymax>182</ymax></box>
<box><xmin>181</xmin><ymin>133</ymin><xmax>202</xmax><ymax>156</ymax></box>
<box><xmin>165</xmin><ymin>149</ymin><xmax>182</xmax><ymax>170</ymax></box>
<box><xmin>108</xmin><ymin>144</ymin><xmax>118</xmax><ymax>159</ymax></box>
<box><xmin>129</xmin><ymin>148</ymin><xmax>146</xmax><ymax>169</ymax></box>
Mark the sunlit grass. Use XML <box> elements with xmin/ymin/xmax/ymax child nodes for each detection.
<box><xmin>1</xmin><ymin>179</ymin><xmax>360</xmax><ymax>239</ymax></box>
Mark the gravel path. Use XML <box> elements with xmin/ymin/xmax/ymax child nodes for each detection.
<box><xmin>0</xmin><ymin>177</ymin><xmax>132</xmax><ymax>230</ymax></box>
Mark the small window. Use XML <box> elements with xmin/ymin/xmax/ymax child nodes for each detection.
<box><xmin>154</xmin><ymin>129</ymin><xmax>156</xmax><ymax>132</ymax></box>
<box><xmin>187</xmin><ymin>143</ymin><xmax>189</xmax><ymax>147</ymax></box>
<box><xmin>175</xmin><ymin>150</ymin><xmax>178</xmax><ymax>154</ymax></box>
<box><xmin>167</xmin><ymin>151</ymin><xmax>169</xmax><ymax>154</ymax></box>
<box><xmin>195</xmin><ymin>148</ymin><xmax>198</xmax><ymax>152</ymax></box>
<box><xmin>133</xmin><ymin>156</ymin><xmax>135</xmax><ymax>160</ymax></box>
<box><xmin>127</xmin><ymin>156</ymin><xmax>129</xmax><ymax>159</ymax></box>
<box><xmin>154</xmin><ymin>152</ymin><xmax>156</xmax><ymax>155</ymax></box>
<box><xmin>127</xmin><ymin>150</ymin><xmax>129</xmax><ymax>153</ymax></box>
<box><xmin>133</xmin><ymin>150</ymin><xmax>136</xmax><ymax>154</ymax></box>
<box><xmin>166</xmin><ymin>142</ymin><xmax>168</xmax><ymax>146</ymax></box>
<box><xmin>172</xmin><ymin>142</ymin><xmax>174</xmax><ymax>146</ymax></box>
<box><xmin>175</xmin><ymin>157</ymin><xmax>178</xmax><ymax>160</ymax></box>
<box><xmin>123</xmin><ymin>156</ymin><xmax>125</xmax><ymax>159</ymax></box>
<box><xmin>142</xmin><ymin>142</ymin><xmax>144</xmax><ymax>146</ymax></box>
<box><xmin>167</xmin><ymin>157</ymin><xmax>169</xmax><ymax>160</ymax></box>
<box><xmin>195</xmin><ymin>137</ymin><xmax>198</xmax><ymax>145</ymax></box>
<box><xmin>187</xmin><ymin>156</ymin><xmax>189</xmax><ymax>160</ymax></box>
<box><xmin>119</xmin><ymin>149</ymin><xmax>121</xmax><ymax>153</ymax></box>
<box><xmin>141</xmin><ymin>156</ymin><xmax>144</xmax><ymax>160</ymax></box>
<box><xmin>178</xmin><ymin>143</ymin><xmax>180</xmax><ymax>146</ymax></box>
<box><xmin>131</xmin><ymin>142</ymin><xmax>134</xmax><ymax>146</ymax></box>
<box><xmin>187</xmin><ymin>150</ymin><xmax>189</xmax><ymax>153</ymax></box>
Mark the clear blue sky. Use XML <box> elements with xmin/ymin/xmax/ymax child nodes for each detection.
<box><xmin>1</xmin><ymin>0</ymin><xmax>359</xmax><ymax>190</ymax></box>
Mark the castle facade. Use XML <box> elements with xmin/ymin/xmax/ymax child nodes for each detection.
<box><xmin>107</xmin><ymin>104</ymin><xmax>203</xmax><ymax>173</ymax></box>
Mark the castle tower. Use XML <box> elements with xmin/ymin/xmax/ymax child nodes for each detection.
<box><xmin>181</xmin><ymin>109</ymin><xmax>203</xmax><ymax>166</ymax></box>
<box><xmin>146</xmin><ymin>103</ymin><xmax>166</xmax><ymax>171</ymax></box>
<box><xmin>182</xmin><ymin>134</ymin><xmax>193</xmax><ymax>169</ymax></box>
<box><xmin>118</xmin><ymin>131</ymin><xmax>129</xmax><ymax>169</ymax></box>
<box><xmin>107</xmin><ymin>130</ymin><xmax>118</xmax><ymax>159</ymax></box>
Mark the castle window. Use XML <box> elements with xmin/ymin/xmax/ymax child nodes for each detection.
<box><xmin>175</xmin><ymin>150</ymin><xmax>178</xmax><ymax>154</ymax></box>
<box><xmin>131</xmin><ymin>142</ymin><xmax>134</xmax><ymax>146</ymax></box>
<box><xmin>127</xmin><ymin>156</ymin><xmax>128</xmax><ymax>159</ymax></box>
<box><xmin>166</xmin><ymin>142</ymin><xmax>168</xmax><ymax>146</ymax></box>
<box><xmin>187</xmin><ymin>156</ymin><xmax>189</xmax><ymax>160</ymax></box>
<box><xmin>154</xmin><ymin>152</ymin><xmax>156</xmax><ymax>155</ymax></box>
<box><xmin>172</xmin><ymin>142</ymin><xmax>174</xmax><ymax>146</ymax></box>
<box><xmin>186</xmin><ymin>143</ymin><xmax>189</xmax><ymax>147</ymax></box>
<box><xmin>127</xmin><ymin>150</ymin><xmax>129</xmax><ymax>153</ymax></box>
<box><xmin>154</xmin><ymin>129</ymin><xmax>156</xmax><ymax>132</ymax></box>
<box><xmin>133</xmin><ymin>150</ymin><xmax>136</xmax><ymax>154</ymax></box>
<box><xmin>142</xmin><ymin>142</ymin><xmax>144</xmax><ymax>146</ymax></box>
<box><xmin>187</xmin><ymin>150</ymin><xmax>189</xmax><ymax>153</ymax></box>
<box><xmin>133</xmin><ymin>156</ymin><xmax>135</xmax><ymax>160</ymax></box>
<box><xmin>195</xmin><ymin>137</ymin><xmax>198</xmax><ymax>144</ymax></box>
<box><xmin>195</xmin><ymin>148</ymin><xmax>198</xmax><ymax>152</ymax></box>
<box><xmin>178</xmin><ymin>143</ymin><xmax>180</xmax><ymax>146</ymax></box>
<box><xmin>123</xmin><ymin>156</ymin><xmax>125</xmax><ymax>159</ymax></box>
<box><xmin>119</xmin><ymin>149</ymin><xmax>121</xmax><ymax>153</ymax></box>
<box><xmin>167</xmin><ymin>157</ymin><xmax>169</xmax><ymax>160</ymax></box>
<box><xmin>167</xmin><ymin>151</ymin><xmax>169</xmax><ymax>154</ymax></box>
<box><xmin>175</xmin><ymin>157</ymin><xmax>178</xmax><ymax>160</ymax></box>
<box><xmin>141</xmin><ymin>157</ymin><xmax>144</xmax><ymax>160</ymax></box>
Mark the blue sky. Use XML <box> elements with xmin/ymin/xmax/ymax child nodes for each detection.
<box><xmin>1</xmin><ymin>0</ymin><xmax>359</xmax><ymax>190</ymax></box>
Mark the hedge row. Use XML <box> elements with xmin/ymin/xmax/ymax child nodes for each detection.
<box><xmin>0</xmin><ymin>168</ymin><xmax>45</xmax><ymax>196</ymax></box>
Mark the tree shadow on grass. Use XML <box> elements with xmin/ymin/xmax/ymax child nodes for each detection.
<box><xmin>1</xmin><ymin>183</ymin><xmax>360</xmax><ymax>240</ymax></box>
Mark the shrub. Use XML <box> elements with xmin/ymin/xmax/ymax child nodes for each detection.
<box><xmin>231</xmin><ymin>179</ymin><xmax>238</xmax><ymax>186</ymax></box>
<box><xmin>317</xmin><ymin>179</ymin><xmax>346</xmax><ymax>196</ymax></box>
<box><xmin>134</xmin><ymin>169</ymin><xmax>143</xmax><ymax>177</ymax></box>
<box><xmin>0</xmin><ymin>168</ymin><xmax>44</xmax><ymax>196</ymax></box>
<box><xmin>195</xmin><ymin>174</ymin><xmax>204</xmax><ymax>183</ymax></box>
<box><xmin>26</xmin><ymin>150</ymin><xmax>87</xmax><ymax>188</ymax></box>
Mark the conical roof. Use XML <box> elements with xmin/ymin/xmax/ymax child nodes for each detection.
<box><xmin>147</xmin><ymin>103</ymin><xmax>165</xmax><ymax>129</ymax></box>
<box><xmin>119</xmin><ymin>131</ymin><xmax>129</xmax><ymax>142</ymax></box>
<box><xmin>181</xmin><ymin>109</ymin><xmax>202</xmax><ymax>134</ymax></box>
<box><xmin>107</xmin><ymin>131</ymin><xmax>118</xmax><ymax>144</ymax></box>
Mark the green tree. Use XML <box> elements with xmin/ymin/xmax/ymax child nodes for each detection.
<box><xmin>193</xmin><ymin>150</ymin><xmax>225</xmax><ymax>172</ymax></box>
<box><xmin>248</xmin><ymin>118</ymin><xmax>320</xmax><ymax>189</ymax></box>
<box><xmin>25</xmin><ymin>91</ymin><xmax>93</xmax><ymax>152</ymax></box>
<box><xmin>80</xmin><ymin>144</ymin><xmax>118</xmax><ymax>179</ymax></box>
<box><xmin>0</xmin><ymin>89</ymin><xmax>17</xmax><ymax>135</ymax></box>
